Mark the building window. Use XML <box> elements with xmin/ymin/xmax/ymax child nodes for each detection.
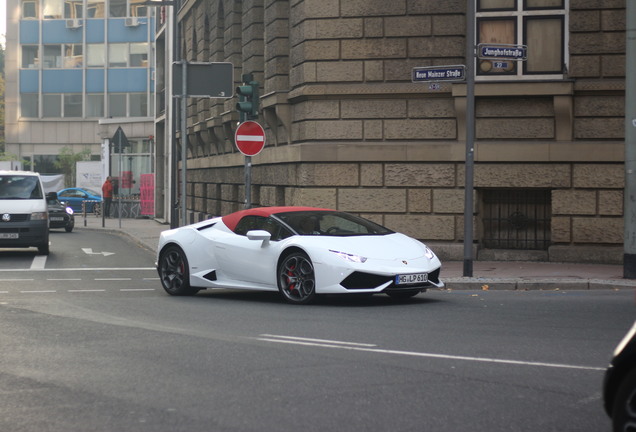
<box><xmin>21</xmin><ymin>94</ymin><xmax>39</xmax><ymax>117</ymax></box>
<box><xmin>108</xmin><ymin>44</ymin><xmax>127</xmax><ymax>67</ymax></box>
<box><xmin>64</xmin><ymin>44</ymin><xmax>83</xmax><ymax>68</ymax></box>
<box><xmin>21</xmin><ymin>45</ymin><xmax>39</xmax><ymax>68</ymax></box>
<box><xmin>43</xmin><ymin>45</ymin><xmax>62</xmax><ymax>68</ymax></box>
<box><xmin>476</xmin><ymin>0</ymin><xmax>566</xmax><ymax>79</ymax></box>
<box><xmin>42</xmin><ymin>0</ymin><xmax>63</xmax><ymax>19</ymax></box>
<box><xmin>109</xmin><ymin>93</ymin><xmax>127</xmax><ymax>117</ymax></box>
<box><xmin>87</xmin><ymin>44</ymin><xmax>105</xmax><ymax>67</ymax></box>
<box><xmin>129</xmin><ymin>43</ymin><xmax>148</xmax><ymax>67</ymax></box>
<box><xmin>64</xmin><ymin>0</ymin><xmax>83</xmax><ymax>18</ymax></box>
<box><xmin>43</xmin><ymin>94</ymin><xmax>62</xmax><ymax>117</ymax></box>
<box><xmin>87</xmin><ymin>0</ymin><xmax>105</xmax><ymax>18</ymax></box>
<box><xmin>63</xmin><ymin>94</ymin><xmax>83</xmax><ymax>117</ymax></box>
<box><xmin>21</xmin><ymin>0</ymin><xmax>39</xmax><ymax>18</ymax></box>
<box><xmin>129</xmin><ymin>93</ymin><xmax>147</xmax><ymax>117</ymax></box>
<box><xmin>109</xmin><ymin>0</ymin><xmax>126</xmax><ymax>17</ymax></box>
<box><xmin>86</xmin><ymin>94</ymin><xmax>105</xmax><ymax>117</ymax></box>
<box><xmin>481</xmin><ymin>189</ymin><xmax>551</xmax><ymax>250</ymax></box>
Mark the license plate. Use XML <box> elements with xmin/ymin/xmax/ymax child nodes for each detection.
<box><xmin>395</xmin><ymin>273</ymin><xmax>428</xmax><ymax>285</ymax></box>
<box><xmin>50</xmin><ymin>217</ymin><xmax>64</xmax><ymax>221</ymax></box>
<box><xmin>0</xmin><ymin>233</ymin><xmax>19</xmax><ymax>239</ymax></box>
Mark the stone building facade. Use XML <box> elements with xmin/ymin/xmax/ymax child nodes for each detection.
<box><xmin>154</xmin><ymin>0</ymin><xmax>626</xmax><ymax>263</ymax></box>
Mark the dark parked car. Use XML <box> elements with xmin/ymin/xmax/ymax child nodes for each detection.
<box><xmin>603</xmin><ymin>321</ymin><xmax>636</xmax><ymax>432</ymax></box>
<box><xmin>57</xmin><ymin>187</ymin><xmax>102</xmax><ymax>213</ymax></box>
<box><xmin>46</xmin><ymin>192</ymin><xmax>74</xmax><ymax>232</ymax></box>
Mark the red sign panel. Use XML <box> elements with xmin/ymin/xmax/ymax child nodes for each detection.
<box><xmin>235</xmin><ymin>121</ymin><xmax>266</xmax><ymax>156</ymax></box>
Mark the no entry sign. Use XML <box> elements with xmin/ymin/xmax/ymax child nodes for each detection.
<box><xmin>235</xmin><ymin>121</ymin><xmax>266</xmax><ymax>156</ymax></box>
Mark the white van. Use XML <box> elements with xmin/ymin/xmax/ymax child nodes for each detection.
<box><xmin>0</xmin><ymin>171</ymin><xmax>50</xmax><ymax>255</ymax></box>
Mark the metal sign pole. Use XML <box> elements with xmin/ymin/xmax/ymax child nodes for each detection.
<box><xmin>624</xmin><ymin>1</ymin><xmax>636</xmax><ymax>278</ymax></box>
<box><xmin>245</xmin><ymin>156</ymin><xmax>251</xmax><ymax>209</ymax></box>
<box><xmin>463</xmin><ymin>0</ymin><xmax>476</xmax><ymax>277</ymax></box>
<box><xmin>180</xmin><ymin>60</ymin><xmax>187</xmax><ymax>226</ymax></box>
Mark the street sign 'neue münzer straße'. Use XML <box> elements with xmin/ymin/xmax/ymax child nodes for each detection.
<box><xmin>412</xmin><ymin>65</ymin><xmax>466</xmax><ymax>82</ymax></box>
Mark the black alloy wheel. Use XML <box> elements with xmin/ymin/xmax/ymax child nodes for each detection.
<box><xmin>278</xmin><ymin>251</ymin><xmax>316</xmax><ymax>304</ymax></box>
<box><xmin>613</xmin><ymin>368</ymin><xmax>636</xmax><ymax>432</ymax></box>
<box><xmin>158</xmin><ymin>245</ymin><xmax>199</xmax><ymax>296</ymax></box>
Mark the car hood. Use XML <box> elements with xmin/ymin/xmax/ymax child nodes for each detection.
<box><xmin>298</xmin><ymin>233</ymin><xmax>433</xmax><ymax>261</ymax></box>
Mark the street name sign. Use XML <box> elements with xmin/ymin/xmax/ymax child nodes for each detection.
<box><xmin>412</xmin><ymin>65</ymin><xmax>466</xmax><ymax>82</ymax></box>
<box><xmin>477</xmin><ymin>44</ymin><xmax>527</xmax><ymax>61</ymax></box>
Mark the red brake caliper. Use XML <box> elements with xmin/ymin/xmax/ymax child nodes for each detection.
<box><xmin>287</xmin><ymin>263</ymin><xmax>296</xmax><ymax>292</ymax></box>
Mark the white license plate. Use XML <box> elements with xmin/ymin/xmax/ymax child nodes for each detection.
<box><xmin>395</xmin><ymin>273</ymin><xmax>428</xmax><ymax>285</ymax></box>
<box><xmin>0</xmin><ymin>233</ymin><xmax>19</xmax><ymax>239</ymax></box>
<box><xmin>50</xmin><ymin>217</ymin><xmax>64</xmax><ymax>221</ymax></box>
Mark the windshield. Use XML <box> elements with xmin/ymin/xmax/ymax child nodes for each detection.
<box><xmin>0</xmin><ymin>175</ymin><xmax>43</xmax><ymax>199</ymax></box>
<box><xmin>275</xmin><ymin>211</ymin><xmax>394</xmax><ymax>236</ymax></box>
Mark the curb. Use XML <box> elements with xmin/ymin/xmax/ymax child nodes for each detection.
<box><xmin>443</xmin><ymin>278</ymin><xmax>636</xmax><ymax>290</ymax></box>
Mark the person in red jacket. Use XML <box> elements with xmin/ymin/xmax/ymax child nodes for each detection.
<box><xmin>102</xmin><ymin>176</ymin><xmax>113</xmax><ymax>218</ymax></box>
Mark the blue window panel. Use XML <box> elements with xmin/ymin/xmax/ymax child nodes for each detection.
<box><xmin>108</xmin><ymin>69</ymin><xmax>147</xmax><ymax>92</ymax></box>
<box><xmin>86</xmin><ymin>19</ymin><xmax>105</xmax><ymax>43</ymax></box>
<box><xmin>20</xmin><ymin>70</ymin><xmax>39</xmax><ymax>92</ymax></box>
<box><xmin>107</xmin><ymin>18</ymin><xmax>149</xmax><ymax>43</ymax></box>
<box><xmin>150</xmin><ymin>68</ymin><xmax>155</xmax><ymax>92</ymax></box>
<box><xmin>41</xmin><ymin>20</ymin><xmax>83</xmax><ymax>44</ymax></box>
<box><xmin>42</xmin><ymin>70</ymin><xmax>83</xmax><ymax>93</ymax></box>
<box><xmin>86</xmin><ymin>69</ymin><xmax>105</xmax><ymax>92</ymax></box>
<box><xmin>20</xmin><ymin>21</ymin><xmax>39</xmax><ymax>43</ymax></box>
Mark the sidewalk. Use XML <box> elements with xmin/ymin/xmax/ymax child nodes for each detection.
<box><xmin>75</xmin><ymin>214</ymin><xmax>636</xmax><ymax>291</ymax></box>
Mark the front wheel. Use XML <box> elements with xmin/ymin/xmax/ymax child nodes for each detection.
<box><xmin>277</xmin><ymin>251</ymin><xmax>316</xmax><ymax>304</ymax></box>
<box><xmin>612</xmin><ymin>368</ymin><xmax>636</xmax><ymax>432</ymax></box>
<box><xmin>158</xmin><ymin>245</ymin><xmax>199</xmax><ymax>296</ymax></box>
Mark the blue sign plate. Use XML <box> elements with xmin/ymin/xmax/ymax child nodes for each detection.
<box><xmin>412</xmin><ymin>65</ymin><xmax>466</xmax><ymax>82</ymax></box>
<box><xmin>478</xmin><ymin>44</ymin><xmax>527</xmax><ymax>60</ymax></box>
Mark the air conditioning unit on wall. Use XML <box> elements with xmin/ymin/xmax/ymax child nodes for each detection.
<box><xmin>65</xmin><ymin>18</ymin><xmax>82</xmax><ymax>29</ymax></box>
<box><xmin>125</xmin><ymin>17</ymin><xmax>139</xmax><ymax>27</ymax></box>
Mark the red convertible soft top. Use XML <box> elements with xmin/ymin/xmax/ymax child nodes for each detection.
<box><xmin>221</xmin><ymin>206</ymin><xmax>333</xmax><ymax>232</ymax></box>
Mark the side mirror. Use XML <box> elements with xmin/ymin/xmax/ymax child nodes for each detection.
<box><xmin>246</xmin><ymin>230</ymin><xmax>271</xmax><ymax>246</ymax></box>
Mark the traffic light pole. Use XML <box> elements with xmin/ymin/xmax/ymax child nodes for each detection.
<box><xmin>180</xmin><ymin>60</ymin><xmax>188</xmax><ymax>225</ymax></box>
<box><xmin>463</xmin><ymin>0</ymin><xmax>476</xmax><ymax>277</ymax></box>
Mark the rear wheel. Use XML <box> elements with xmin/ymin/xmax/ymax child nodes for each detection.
<box><xmin>612</xmin><ymin>368</ymin><xmax>636</xmax><ymax>432</ymax></box>
<box><xmin>278</xmin><ymin>251</ymin><xmax>316</xmax><ymax>304</ymax></box>
<box><xmin>158</xmin><ymin>245</ymin><xmax>199</xmax><ymax>296</ymax></box>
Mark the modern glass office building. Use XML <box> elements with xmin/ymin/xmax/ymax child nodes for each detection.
<box><xmin>5</xmin><ymin>0</ymin><xmax>156</xmax><ymax>201</ymax></box>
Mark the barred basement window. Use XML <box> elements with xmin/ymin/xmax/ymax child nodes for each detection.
<box><xmin>481</xmin><ymin>189</ymin><xmax>551</xmax><ymax>250</ymax></box>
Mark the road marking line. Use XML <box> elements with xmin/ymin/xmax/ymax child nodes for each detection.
<box><xmin>20</xmin><ymin>290</ymin><xmax>57</xmax><ymax>293</ymax></box>
<box><xmin>48</xmin><ymin>278</ymin><xmax>82</xmax><ymax>281</ymax></box>
<box><xmin>95</xmin><ymin>278</ymin><xmax>132</xmax><ymax>281</ymax></box>
<box><xmin>120</xmin><ymin>288</ymin><xmax>156</xmax><ymax>292</ymax></box>
<box><xmin>68</xmin><ymin>289</ymin><xmax>106</xmax><ymax>292</ymax></box>
<box><xmin>30</xmin><ymin>256</ymin><xmax>47</xmax><ymax>270</ymax></box>
<box><xmin>0</xmin><ymin>267</ymin><xmax>155</xmax><ymax>272</ymax></box>
<box><xmin>0</xmin><ymin>279</ymin><xmax>35</xmax><ymax>282</ymax></box>
<box><xmin>259</xmin><ymin>334</ymin><xmax>377</xmax><ymax>347</ymax></box>
<box><xmin>256</xmin><ymin>335</ymin><xmax>605</xmax><ymax>371</ymax></box>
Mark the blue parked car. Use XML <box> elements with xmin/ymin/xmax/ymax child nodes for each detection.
<box><xmin>57</xmin><ymin>187</ymin><xmax>102</xmax><ymax>213</ymax></box>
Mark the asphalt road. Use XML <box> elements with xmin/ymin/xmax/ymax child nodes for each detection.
<box><xmin>0</xmin><ymin>229</ymin><xmax>633</xmax><ymax>432</ymax></box>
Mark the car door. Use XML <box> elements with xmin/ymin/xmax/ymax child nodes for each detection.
<box><xmin>214</xmin><ymin>216</ymin><xmax>289</xmax><ymax>287</ymax></box>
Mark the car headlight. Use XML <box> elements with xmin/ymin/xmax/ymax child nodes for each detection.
<box><xmin>65</xmin><ymin>207</ymin><xmax>74</xmax><ymax>215</ymax></box>
<box><xmin>425</xmin><ymin>247</ymin><xmax>435</xmax><ymax>260</ymax></box>
<box><xmin>31</xmin><ymin>212</ymin><xmax>48</xmax><ymax>221</ymax></box>
<box><xmin>329</xmin><ymin>250</ymin><xmax>367</xmax><ymax>263</ymax></box>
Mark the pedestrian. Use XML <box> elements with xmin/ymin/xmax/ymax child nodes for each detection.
<box><xmin>102</xmin><ymin>176</ymin><xmax>113</xmax><ymax>218</ymax></box>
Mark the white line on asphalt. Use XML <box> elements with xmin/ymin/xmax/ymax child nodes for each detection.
<box><xmin>95</xmin><ymin>278</ymin><xmax>132</xmax><ymax>281</ymax></box>
<box><xmin>68</xmin><ymin>289</ymin><xmax>106</xmax><ymax>293</ymax></box>
<box><xmin>48</xmin><ymin>278</ymin><xmax>82</xmax><ymax>281</ymax></box>
<box><xmin>259</xmin><ymin>334</ymin><xmax>377</xmax><ymax>347</ymax></box>
<box><xmin>0</xmin><ymin>278</ymin><xmax>35</xmax><ymax>282</ymax></box>
<box><xmin>30</xmin><ymin>255</ymin><xmax>47</xmax><ymax>270</ymax></box>
<box><xmin>20</xmin><ymin>290</ymin><xmax>57</xmax><ymax>293</ymax></box>
<box><xmin>0</xmin><ymin>267</ymin><xmax>155</xmax><ymax>272</ymax></box>
<box><xmin>120</xmin><ymin>288</ymin><xmax>156</xmax><ymax>292</ymax></box>
<box><xmin>256</xmin><ymin>334</ymin><xmax>605</xmax><ymax>371</ymax></box>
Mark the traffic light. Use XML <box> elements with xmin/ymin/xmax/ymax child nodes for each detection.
<box><xmin>236</xmin><ymin>73</ymin><xmax>259</xmax><ymax>121</ymax></box>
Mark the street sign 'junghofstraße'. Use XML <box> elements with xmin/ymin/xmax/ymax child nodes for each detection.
<box><xmin>411</xmin><ymin>65</ymin><xmax>466</xmax><ymax>83</ymax></box>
